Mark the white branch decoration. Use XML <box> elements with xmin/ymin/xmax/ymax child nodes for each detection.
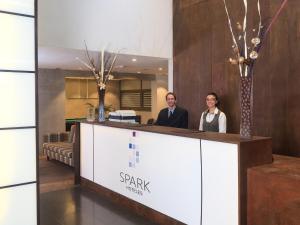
<box><xmin>257</xmin><ymin>0</ymin><xmax>262</xmax><ymax>38</ymax></box>
<box><xmin>223</xmin><ymin>0</ymin><xmax>288</xmax><ymax>77</ymax></box>
<box><xmin>242</xmin><ymin>0</ymin><xmax>248</xmax><ymax>77</ymax></box>
<box><xmin>223</xmin><ymin>0</ymin><xmax>243</xmax><ymax>77</ymax></box>
<box><xmin>76</xmin><ymin>42</ymin><xmax>119</xmax><ymax>90</ymax></box>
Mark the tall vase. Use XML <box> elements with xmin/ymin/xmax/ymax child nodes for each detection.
<box><xmin>98</xmin><ymin>88</ymin><xmax>106</xmax><ymax>122</ymax></box>
<box><xmin>240</xmin><ymin>74</ymin><xmax>253</xmax><ymax>138</ymax></box>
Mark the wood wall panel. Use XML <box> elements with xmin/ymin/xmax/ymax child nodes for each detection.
<box><xmin>286</xmin><ymin>0</ymin><xmax>300</xmax><ymax>156</ymax></box>
<box><xmin>173</xmin><ymin>0</ymin><xmax>300</xmax><ymax>156</ymax></box>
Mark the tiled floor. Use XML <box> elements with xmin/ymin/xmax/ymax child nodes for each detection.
<box><xmin>39</xmin><ymin>157</ymin><xmax>157</xmax><ymax>225</ymax></box>
<box><xmin>39</xmin><ymin>156</ymin><xmax>74</xmax><ymax>193</ymax></box>
<box><xmin>40</xmin><ymin>187</ymin><xmax>158</xmax><ymax>225</ymax></box>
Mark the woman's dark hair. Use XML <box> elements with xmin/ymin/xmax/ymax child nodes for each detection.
<box><xmin>165</xmin><ymin>92</ymin><xmax>176</xmax><ymax>100</ymax></box>
<box><xmin>207</xmin><ymin>92</ymin><xmax>220</xmax><ymax>108</ymax></box>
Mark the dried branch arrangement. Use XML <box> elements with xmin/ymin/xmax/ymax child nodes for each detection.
<box><xmin>76</xmin><ymin>41</ymin><xmax>119</xmax><ymax>90</ymax></box>
<box><xmin>223</xmin><ymin>0</ymin><xmax>288</xmax><ymax>77</ymax></box>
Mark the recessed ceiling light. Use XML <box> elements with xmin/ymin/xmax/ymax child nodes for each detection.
<box><xmin>137</xmin><ymin>71</ymin><xmax>141</xmax><ymax>74</ymax></box>
<box><xmin>132</xmin><ymin>58</ymin><xmax>137</xmax><ymax>62</ymax></box>
<box><xmin>158</xmin><ymin>67</ymin><xmax>163</xmax><ymax>71</ymax></box>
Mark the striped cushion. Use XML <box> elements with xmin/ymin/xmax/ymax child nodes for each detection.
<box><xmin>42</xmin><ymin>125</ymin><xmax>76</xmax><ymax>167</ymax></box>
<box><xmin>42</xmin><ymin>142</ymin><xmax>74</xmax><ymax>167</ymax></box>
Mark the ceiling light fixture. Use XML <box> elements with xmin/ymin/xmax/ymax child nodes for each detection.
<box><xmin>132</xmin><ymin>58</ymin><xmax>137</xmax><ymax>62</ymax></box>
<box><xmin>158</xmin><ymin>67</ymin><xmax>163</xmax><ymax>71</ymax></box>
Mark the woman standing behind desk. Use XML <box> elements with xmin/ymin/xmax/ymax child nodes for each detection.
<box><xmin>199</xmin><ymin>92</ymin><xmax>227</xmax><ymax>133</ymax></box>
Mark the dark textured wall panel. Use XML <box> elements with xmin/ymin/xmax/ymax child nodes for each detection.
<box><xmin>173</xmin><ymin>0</ymin><xmax>300</xmax><ymax>156</ymax></box>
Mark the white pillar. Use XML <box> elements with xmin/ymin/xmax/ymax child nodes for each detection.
<box><xmin>0</xmin><ymin>1</ymin><xmax>37</xmax><ymax>225</ymax></box>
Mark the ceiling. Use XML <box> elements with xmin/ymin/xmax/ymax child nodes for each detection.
<box><xmin>38</xmin><ymin>46</ymin><xmax>169</xmax><ymax>76</ymax></box>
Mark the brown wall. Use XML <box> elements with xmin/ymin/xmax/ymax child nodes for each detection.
<box><xmin>173</xmin><ymin>0</ymin><xmax>300</xmax><ymax>156</ymax></box>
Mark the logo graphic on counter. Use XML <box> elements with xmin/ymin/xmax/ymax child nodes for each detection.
<box><xmin>119</xmin><ymin>131</ymin><xmax>151</xmax><ymax>196</ymax></box>
<box><xmin>120</xmin><ymin>172</ymin><xmax>150</xmax><ymax>196</ymax></box>
<box><xmin>128</xmin><ymin>131</ymin><xmax>139</xmax><ymax>168</ymax></box>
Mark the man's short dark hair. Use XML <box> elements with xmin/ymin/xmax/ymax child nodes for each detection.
<box><xmin>165</xmin><ymin>92</ymin><xmax>176</xmax><ymax>100</ymax></box>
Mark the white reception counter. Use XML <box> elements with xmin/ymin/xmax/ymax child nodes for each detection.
<box><xmin>78</xmin><ymin>122</ymin><xmax>272</xmax><ymax>225</ymax></box>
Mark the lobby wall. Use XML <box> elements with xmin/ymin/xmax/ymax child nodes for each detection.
<box><xmin>151</xmin><ymin>75</ymin><xmax>168</xmax><ymax>120</ymax></box>
<box><xmin>173</xmin><ymin>0</ymin><xmax>300</xmax><ymax>156</ymax></box>
<box><xmin>38</xmin><ymin>0</ymin><xmax>173</xmax><ymax>59</ymax></box>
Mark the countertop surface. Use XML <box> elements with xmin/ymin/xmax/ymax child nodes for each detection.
<box><xmin>80</xmin><ymin>121</ymin><xmax>271</xmax><ymax>144</ymax></box>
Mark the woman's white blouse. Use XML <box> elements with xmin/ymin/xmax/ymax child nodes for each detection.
<box><xmin>199</xmin><ymin>108</ymin><xmax>227</xmax><ymax>133</ymax></box>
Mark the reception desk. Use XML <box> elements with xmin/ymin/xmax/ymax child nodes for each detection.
<box><xmin>78</xmin><ymin>121</ymin><xmax>272</xmax><ymax>225</ymax></box>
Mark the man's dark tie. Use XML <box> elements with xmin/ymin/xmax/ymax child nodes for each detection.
<box><xmin>168</xmin><ymin>110</ymin><xmax>172</xmax><ymax>118</ymax></box>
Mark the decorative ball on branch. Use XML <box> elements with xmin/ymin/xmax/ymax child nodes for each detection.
<box><xmin>249</xmin><ymin>51</ymin><xmax>259</xmax><ymax>59</ymax></box>
<box><xmin>229</xmin><ymin>57</ymin><xmax>238</xmax><ymax>65</ymax></box>
<box><xmin>98</xmin><ymin>83</ymin><xmax>106</xmax><ymax>90</ymax></box>
<box><xmin>251</xmin><ymin>37</ymin><xmax>261</xmax><ymax>46</ymax></box>
<box><xmin>238</xmin><ymin>56</ymin><xmax>245</xmax><ymax>64</ymax></box>
<box><xmin>236</xmin><ymin>22</ymin><xmax>243</xmax><ymax>30</ymax></box>
<box><xmin>107</xmin><ymin>74</ymin><xmax>114</xmax><ymax>80</ymax></box>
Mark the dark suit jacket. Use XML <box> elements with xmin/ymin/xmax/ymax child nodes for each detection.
<box><xmin>155</xmin><ymin>106</ymin><xmax>188</xmax><ymax>129</ymax></box>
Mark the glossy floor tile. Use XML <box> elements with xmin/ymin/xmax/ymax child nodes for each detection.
<box><xmin>40</xmin><ymin>187</ymin><xmax>158</xmax><ymax>225</ymax></box>
<box><xmin>39</xmin><ymin>156</ymin><xmax>74</xmax><ymax>193</ymax></box>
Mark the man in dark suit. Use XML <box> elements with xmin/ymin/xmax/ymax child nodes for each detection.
<box><xmin>155</xmin><ymin>92</ymin><xmax>188</xmax><ymax>129</ymax></box>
